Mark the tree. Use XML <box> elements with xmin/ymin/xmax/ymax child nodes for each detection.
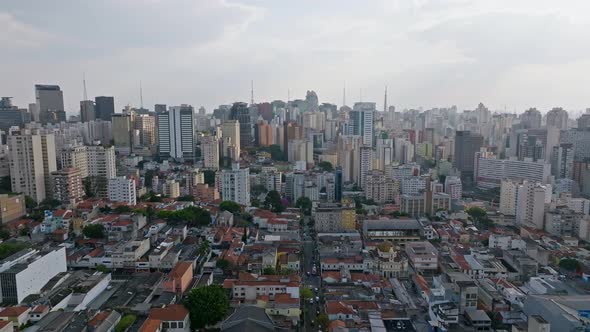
<box><xmin>251</xmin><ymin>184</ymin><xmax>268</xmax><ymax>196</ymax></box>
<box><xmin>115</xmin><ymin>314</ymin><xmax>136</xmax><ymax>332</ymax></box>
<box><xmin>241</xmin><ymin>226</ymin><xmax>248</xmax><ymax>242</ymax></box>
<box><xmin>301</xmin><ymin>287</ymin><xmax>313</xmax><ymax>300</ymax></box>
<box><xmin>559</xmin><ymin>258</ymin><xmax>581</xmax><ymax>271</ymax></box>
<box><xmin>177</xmin><ymin>195</ymin><xmax>195</xmax><ymax>202</ymax></box>
<box><xmin>99</xmin><ymin>206</ymin><xmax>112</xmax><ymax>214</ymax></box>
<box><xmin>318</xmin><ymin>161</ymin><xmax>334</xmax><ymax>172</ymax></box>
<box><xmin>96</xmin><ymin>264</ymin><xmax>111</xmax><ymax>273</ymax></box>
<box><xmin>25</xmin><ymin>196</ymin><xmax>37</xmax><ymax>212</ymax></box>
<box><xmin>114</xmin><ymin>205</ymin><xmax>132</xmax><ymax>214</ymax></box>
<box><xmin>0</xmin><ymin>176</ymin><xmax>12</xmax><ymax>194</ymax></box>
<box><xmin>219</xmin><ymin>201</ymin><xmax>241</xmax><ymax>214</ymax></box>
<box><xmin>466</xmin><ymin>207</ymin><xmax>487</xmax><ymax>221</ymax></box>
<box><xmin>295</xmin><ymin>197</ymin><xmax>312</xmax><ymax>216</ymax></box>
<box><xmin>183</xmin><ymin>285</ymin><xmax>229</xmax><ymax>329</ymax></box>
<box><xmin>19</xmin><ymin>226</ymin><xmax>30</xmax><ymax>237</ymax></box>
<box><xmin>316</xmin><ymin>314</ymin><xmax>330</xmax><ymax>328</ymax></box>
<box><xmin>0</xmin><ymin>228</ymin><xmax>10</xmax><ymax>240</ymax></box>
<box><xmin>263</xmin><ymin>266</ymin><xmax>276</xmax><ymax>275</ymax></box>
<box><xmin>264</xmin><ymin>190</ymin><xmax>284</xmax><ymax>213</ymax></box>
<box><xmin>39</xmin><ymin>198</ymin><xmax>61</xmax><ymax>210</ymax></box>
<box><xmin>83</xmin><ymin>178</ymin><xmax>95</xmax><ymax>198</ymax></box>
<box><xmin>216</xmin><ymin>259</ymin><xmax>231</xmax><ymax>272</ymax></box>
<box><xmin>203</xmin><ymin>170</ymin><xmax>216</xmax><ymax>186</ymax></box>
<box><xmin>83</xmin><ymin>224</ymin><xmax>105</xmax><ymax>239</ymax></box>
<box><xmin>198</xmin><ymin>240</ymin><xmax>210</xmax><ymax>256</ymax></box>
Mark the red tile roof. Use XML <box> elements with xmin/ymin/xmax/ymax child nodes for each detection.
<box><xmin>325</xmin><ymin>301</ymin><xmax>355</xmax><ymax>315</ymax></box>
<box><xmin>148</xmin><ymin>304</ymin><xmax>189</xmax><ymax>321</ymax></box>
<box><xmin>0</xmin><ymin>306</ymin><xmax>30</xmax><ymax>317</ymax></box>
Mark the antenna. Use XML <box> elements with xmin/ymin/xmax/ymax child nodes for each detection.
<box><xmin>384</xmin><ymin>85</ymin><xmax>388</xmax><ymax>112</ymax></box>
<box><xmin>83</xmin><ymin>73</ymin><xmax>88</xmax><ymax>101</ymax></box>
<box><xmin>250</xmin><ymin>80</ymin><xmax>254</xmax><ymax>105</ymax></box>
<box><xmin>140</xmin><ymin>81</ymin><xmax>144</xmax><ymax>109</ymax></box>
<box><xmin>343</xmin><ymin>81</ymin><xmax>346</xmax><ymax>106</ymax></box>
<box><xmin>287</xmin><ymin>88</ymin><xmax>290</xmax><ymax>103</ymax></box>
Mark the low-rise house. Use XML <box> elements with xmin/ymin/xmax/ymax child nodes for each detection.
<box><xmin>0</xmin><ymin>306</ymin><xmax>31</xmax><ymax>328</ymax></box>
<box><xmin>227</xmin><ymin>273</ymin><xmax>300</xmax><ymax>301</ymax></box>
<box><xmin>29</xmin><ymin>305</ymin><xmax>50</xmax><ymax>322</ymax></box>
<box><xmin>325</xmin><ymin>301</ymin><xmax>358</xmax><ymax>322</ymax></box>
<box><xmin>148</xmin><ymin>304</ymin><xmax>190</xmax><ymax>332</ymax></box>
<box><xmin>162</xmin><ymin>261</ymin><xmax>194</xmax><ymax>295</ymax></box>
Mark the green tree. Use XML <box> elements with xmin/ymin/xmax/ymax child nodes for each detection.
<box><xmin>25</xmin><ymin>196</ymin><xmax>37</xmax><ymax>212</ymax></box>
<box><xmin>0</xmin><ymin>228</ymin><xmax>10</xmax><ymax>240</ymax></box>
<box><xmin>99</xmin><ymin>206</ymin><xmax>113</xmax><ymax>214</ymax></box>
<box><xmin>251</xmin><ymin>184</ymin><xmax>268</xmax><ymax>196</ymax></box>
<box><xmin>219</xmin><ymin>201</ymin><xmax>241</xmax><ymax>214</ymax></box>
<box><xmin>263</xmin><ymin>266</ymin><xmax>276</xmax><ymax>275</ymax></box>
<box><xmin>198</xmin><ymin>240</ymin><xmax>210</xmax><ymax>256</ymax></box>
<box><xmin>203</xmin><ymin>170</ymin><xmax>216</xmax><ymax>186</ymax></box>
<box><xmin>115</xmin><ymin>314</ymin><xmax>136</xmax><ymax>332</ymax></box>
<box><xmin>83</xmin><ymin>224</ymin><xmax>105</xmax><ymax>239</ymax></box>
<box><xmin>156</xmin><ymin>206</ymin><xmax>211</xmax><ymax>227</ymax></box>
<box><xmin>96</xmin><ymin>264</ymin><xmax>111</xmax><ymax>273</ymax></box>
<box><xmin>183</xmin><ymin>285</ymin><xmax>229</xmax><ymax>329</ymax></box>
<box><xmin>19</xmin><ymin>226</ymin><xmax>30</xmax><ymax>237</ymax></box>
<box><xmin>267</xmin><ymin>144</ymin><xmax>287</xmax><ymax>161</ymax></box>
<box><xmin>316</xmin><ymin>314</ymin><xmax>330</xmax><ymax>328</ymax></box>
<box><xmin>466</xmin><ymin>207</ymin><xmax>487</xmax><ymax>221</ymax></box>
<box><xmin>83</xmin><ymin>178</ymin><xmax>95</xmax><ymax>198</ymax></box>
<box><xmin>559</xmin><ymin>258</ymin><xmax>581</xmax><ymax>271</ymax></box>
<box><xmin>264</xmin><ymin>190</ymin><xmax>284</xmax><ymax>213</ymax></box>
<box><xmin>295</xmin><ymin>197</ymin><xmax>312</xmax><ymax>216</ymax></box>
<box><xmin>114</xmin><ymin>205</ymin><xmax>132</xmax><ymax>214</ymax></box>
<box><xmin>177</xmin><ymin>195</ymin><xmax>195</xmax><ymax>202</ymax></box>
<box><xmin>39</xmin><ymin>198</ymin><xmax>61</xmax><ymax>210</ymax></box>
<box><xmin>0</xmin><ymin>242</ymin><xmax>29</xmax><ymax>259</ymax></box>
<box><xmin>318</xmin><ymin>161</ymin><xmax>334</xmax><ymax>172</ymax></box>
<box><xmin>216</xmin><ymin>259</ymin><xmax>231</xmax><ymax>272</ymax></box>
<box><xmin>301</xmin><ymin>287</ymin><xmax>313</xmax><ymax>300</ymax></box>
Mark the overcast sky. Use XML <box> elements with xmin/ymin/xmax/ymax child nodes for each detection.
<box><xmin>2</xmin><ymin>0</ymin><xmax>590</xmax><ymax>115</ymax></box>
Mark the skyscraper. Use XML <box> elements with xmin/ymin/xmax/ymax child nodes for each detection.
<box><xmin>453</xmin><ymin>131</ymin><xmax>483</xmax><ymax>180</ymax></box>
<box><xmin>546</xmin><ymin>107</ymin><xmax>568</xmax><ymax>130</ymax></box>
<box><xmin>349</xmin><ymin>102</ymin><xmax>375</xmax><ymax>147</ymax></box>
<box><xmin>35</xmin><ymin>84</ymin><xmax>65</xmax><ymax>124</ymax></box>
<box><xmin>157</xmin><ymin>105</ymin><xmax>195</xmax><ymax>162</ymax></box>
<box><xmin>201</xmin><ymin>135</ymin><xmax>219</xmax><ymax>170</ymax></box>
<box><xmin>221</xmin><ymin>120</ymin><xmax>240</xmax><ymax>161</ymax></box>
<box><xmin>94</xmin><ymin>96</ymin><xmax>115</xmax><ymax>121</ymax></box>
<box><xmin>520</xmin><ymin>108</ymin><xmax>542</xmax><ymax>129</ymax></box>
<box><xmin>0</xmin><ymin>97</ymin><xmax>30</xmax><ymax>131</ymax></box>
<box><xmin>111</xmin><ymin>114</ymin><xmax>133</xmax><ymax>154</ymax></box>
<box><xmin>80</xmin><ymin>100</ymin><xmax>96</xmax><ymax>123</ymax></box>
<box><xmin>230</xmin><ymin>102</ymin><xmax>252</xmax><ymax>147</ymax></box>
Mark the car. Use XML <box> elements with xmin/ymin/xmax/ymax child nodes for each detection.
<box><xmin>316</xmin><ymin>309</ymin><xmax>320</xmax><ymax>315</ymax></box>
<box><xmin>307</xmin><ymin>271</ymin><xmax>311</xmax><ymax>276</ymax></box>
<box><xmin>309</xmin><ymin>298</ymin><xmax>314</xmax><ymax>304</ymax></box>
<box><xmin>314</xmin><ymin>287</ymin><xmax>318</xmax><ymax>292</ymax></box>
<box><xmin>310</xmin><ymin>320</ymin><xmax>314</xmax><ymax>326</ymax></box>
<box><xmin>315</xmin><ymin>296</ymin><xmax>320</xmax><ymax>302</ymax></box>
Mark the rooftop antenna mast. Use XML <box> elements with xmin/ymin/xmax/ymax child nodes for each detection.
<box><xmin>250</xmin><ymin>80</ymin><xmax>254</xmax><ymax>105</ymax></box>
<box><xmin>343</xmin><ymin>81</ymin><xmax>346</xmax><ymax>106</ymax></box>
<box><xmin>287</xmin><ymin>88</ymin><xmax>290</xmax><ymax>103</ymax></box>
<box><xmin>140</xmin><ymin>81</ymin><xmax>144</xmax><ymax>109</ymax></box>
<box><xmin>83</xmin><ymin>72</ymin><xmax>88</xmax><ymax>101</ymax></box>
<box><xmin>384</xmin><ymin>85</ymin><xmax>388</xmax><ymax>112</ymax></box>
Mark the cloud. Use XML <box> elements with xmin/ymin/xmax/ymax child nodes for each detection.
<box><xmin>0</xmin><ymin>12</ymin><xmax>55</xmax><ymax>48</ymax></box>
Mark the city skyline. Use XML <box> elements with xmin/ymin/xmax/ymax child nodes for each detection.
<box><xmin>3</xmin><ymin>0</ymin><xmax>590</xmax><ymax>114</ymax></box>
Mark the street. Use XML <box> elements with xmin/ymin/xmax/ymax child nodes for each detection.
<box><xmin>302</xmin><ymin>217</ymin><xmax>322</xmax><ymax>332</ymax></box>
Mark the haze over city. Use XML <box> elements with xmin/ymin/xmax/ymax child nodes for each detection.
<box><xmin>3</xmin><ymin>0</ymin><xmax>590</xmax><ymax>114</ymax></box>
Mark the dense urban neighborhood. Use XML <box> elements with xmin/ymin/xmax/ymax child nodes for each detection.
<box><xmin>0</xmin><ymin>86</ymin><xmax>589</xmax><ymax>332</ymax></box>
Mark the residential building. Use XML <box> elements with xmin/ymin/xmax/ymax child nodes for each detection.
<box><xmin>108</xmin><ymin>176</ymin><xmax>137</xmax><ymax>205</ymax></box>
<box><xmin>201</xmin><ymin>135</ymin><xmax>219</xmax><ymax>170</ymax></box>
<box><xmin>8</xmin><ymin>131</ymin><xmax>56</xmax><ymax>202</ymax></box>
<box><xmin>87</xmin><ymin>145</ymin><xmax>116</xmax><ymax>199</ymax></box>
<box><xmin>51</xmin><ymin>168</ymin><xmax>84</xmax><ymax>205</ymax></box>
<box><xmin>515</xmin><ymin>180</ymin><xmax>548</xmax><ymax>229</ymax></box>
<box><xmin>60</xmin><ymin>144</ymin><xmax>89</xmax><ymax>178</ymax></box>
<box><xmin>162</xmin><ymin>262</ymin><xmax>193</xmax><ymax>295</ymax></box>
<box><xmin>221</xmin><ymin>163</ymin><xmax>250</xmax><ymax>206</ymax></box>
<box><xmin>162</xmin><ymin>180</ymin><xmax>180</xmax><ymax>199</ymax></box>
<box><xmin>475</xmin><ymin>155</ymin><xmax>551</xmax><ymax>189</ymax></box>
<box><xmin>148</xmin><ymin>304</ymin><xmax>190</xmax><ymax>332</ymax></box>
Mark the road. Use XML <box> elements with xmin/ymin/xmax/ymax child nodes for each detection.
<box><xmin>302</xmin><ymin>217</ymin><xmax>322</xmax><ymax>332</ymax></box>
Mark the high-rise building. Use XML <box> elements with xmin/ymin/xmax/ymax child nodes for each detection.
<box><xmin>453</xmin><ymin>131</ymin><xmax>483</xmax><ymax>180</ymax></box>
<box><xmin>221</xmin><ymin>163</ymin><xmax>250</xmax><ymax>206</ymax></box>
<box><xmin>111</xmin><ymin>114</ymin><xmax>133</xmax><ymax>155</ymax></box>
<box><xmin>35</xmin><ymin>84</ymin><xmax>65</xmax><ymax>124</ymax></box>
<box><xmin>133</xmin><ymin>114</ymin><xmax>156</xmax><ymax>147</ymax></box>
<box><xmin>364</xmin><ymin>170</ymin><xmax>395</xmax><ymax>203</ymax></box>
<box><xmin>79</xmin><ymin>100</ymin><xmax>96</xmax><ymax>123</ymax></box>
<box><xmin>94</xmin><ymin>96</ymin><xmax>115</xmax><ymax>121</ymax></box>
<box><xmin>108</xmin><ymin>176</ymin><xmax>137</xmax><ymax>206</ymax></box>
<box><xmin>201</xmin><ymin>136</ymin><xmax>219</xmax><ymax>170</ymax></box>
<box><xmin>230</xmin><ymin>102</ymin><xmax>252</xmax><ymax>147</ymax></box>
<box><xmin>257</xmin><ymin>120</ymin><xmax>273</xmax><ymax>147</ymax></box>
<box><xmin>444</xmin><ymin>176</ymin><xmax>462</xmax><ymax>200</ymax></box>
<box><xmin>87</xmin><ymin>144</ymin><xmax>116</xmax><ymax>199</ymax></box>
<box><xmin>546</xmin><ymin>107</ymin><xmax>568</xmax><ymax>130</ymax></box>
<box><xmin>51</xmin><ymin>168</ymin><xmax>84</xmax><ymax>205</ymax></box>
<box><xmin>499</xmin><ymin>179</ymin><xmax>518</xmax><ymax>216</ymax></box>
<box><xmin>514</xmin><ymin>180</ymin><xmax>548</xmax><ymax>229</ymax></box>
<box><xmin>334</xmin><ymin>168</ymin><xmax>343</xmax><ymax>202</ymax></box>
<box><xmin>474</xmin><ymin>155</ymin><xmax>551</xmax><ymax>188</ymax></box>
<box><xmin>157</xmin><ymin>105</ymin><xmax>195</xmax><ymax>161</ymax></box>
<box><xmin>0</xmin><ymin>97</ymin><xmax>30</xmax><ymax>131</ymax></box>
<box><xmin>359</xmin><ymin>146</ymin><xmax>373</xmax><ymax>188</ymax></box>
<box><xmin>551</xmin><ymin>143</ymin><xmax>574</xmax><ymax>179</ymax></box>
<box><xmin>221</xmin><ymin>120</ymin><xmax>240</xmax><ymax>161</ymax></box>
<box><xmin>60</xmin><ymin>144</ymin><xmax>89</xmax><ymax>178</ymax></box>
<box><xmin>8</xmin><ymin>131</ymin><xmax>56</xmax><ymax>203</ymax></box>
<box><xmin>520</xmin><ymin>108</ymin><xmax>543</xmax><ymax>129</ymax></box>
<box><xmin>349</xmin><ymin>102</ymin><xmax>375</xmax><ymax>147</ymax></box>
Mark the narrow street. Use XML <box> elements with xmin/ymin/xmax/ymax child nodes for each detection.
<box><xmin>302</xmin><ymin>217</ymin><xmax>321</xmax><ymax>332</ymax></box>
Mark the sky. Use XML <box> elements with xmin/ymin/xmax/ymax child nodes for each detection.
<box><xmin>2</xmin><ymin>0</ymin><xmax>590</xmax><ymax>116</ymax></box>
